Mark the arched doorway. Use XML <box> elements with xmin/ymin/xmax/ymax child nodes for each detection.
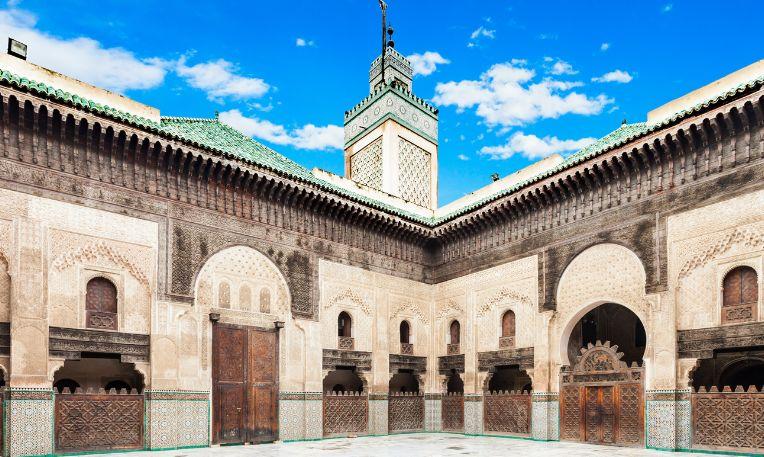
<box><xmin>53</xmin><ymin>355</ymin><xmax>145</xmax><ymax>453</ymax></box>
<box><xmin>560</xmin><ymin>303</ymin><xmax>645</xmax><ymax>447</ymax></box>
<box><xmin>322</xmin><ymin>368</ymin><xmax>368</xmax><ymax>437</ymax></box>
<box><xmin>442</xmin><ymin>370</ymin><xmax>464</xmax><ymax>432</ymax></box>
<box><xmin>483</xmin><ymin>366</ymin><xmax>532</xmax><ymax>435</ymax></box>
<box><xmin>388</xmin><ymin>371</ymin><xmax>424</xmax><ymax>432</ymax></box>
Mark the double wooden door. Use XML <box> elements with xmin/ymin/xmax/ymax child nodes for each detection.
<box><xmin>212</xmin><ymin>323</ymin><xmax>279</xmax><ymax>444</ymax></box>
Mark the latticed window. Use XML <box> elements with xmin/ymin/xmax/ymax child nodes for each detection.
<box><xmin>500</xmin><ymin>310</ymin><xmax>516</xmax><ymax>348</ymax></box>
<box><xmin>722</xmin><ymin>266</ymin><xmax>758</xmax><ymax>324</ymax></box>
<box><xmin>259</xmin><ymin>287</ymin><xmax>271</xmax><ymax>313</ymax></box>
<box><xmin>350</xmin><ymin>138</ymin><xmax>383</xmax><ymax>189</ymax></box>
<box><xmin>398</xmin><ymin>137</ymin><xmax>431</xmax><ymax>207</ymax></box>
<box><xmin>218</xmin><ymin>282</ymin><xmax>231</xmax><ymax>309</ymax></box>
<box><xmin>239</xmin><ymin>284</ymin><xmax>252</xmax><ymax>311</ymax></box>
<box><xmin>85</xmin><ymin>277</ymin><xmax>117</xmax><ymax>330</ymax></box>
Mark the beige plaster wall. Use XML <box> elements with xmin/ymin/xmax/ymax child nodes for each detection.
<box><xmin>669</xmin><ymin>188</ymin><xmax>764</xmax><ymax>331</ymax></box>
<box><xmin>0</xmin><ymin>188</ymin><xmax>158</xmax><ymax>388</ymax></box>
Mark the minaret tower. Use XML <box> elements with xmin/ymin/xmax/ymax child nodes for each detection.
<box><xmin>343</xmin><ymin>1</ymin><xmax>439</xmax><ymax>209</ymax></box>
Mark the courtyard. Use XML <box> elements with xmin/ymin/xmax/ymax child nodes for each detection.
<box><xmin>85</xmin><ymin>434</ymin><xmax>734</xmax><ymax>457</ymax></box>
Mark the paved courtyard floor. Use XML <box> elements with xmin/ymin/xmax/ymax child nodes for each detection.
<box><xmin>86</xmin><ymin>434</ymin><xmax>734</xmax><ymax>457</ymax></box>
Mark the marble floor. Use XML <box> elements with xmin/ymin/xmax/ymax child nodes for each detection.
<box><xmin>86</xmin><ymin>434</ymin><xmax>734</xmax><ymax>457</ymax></box>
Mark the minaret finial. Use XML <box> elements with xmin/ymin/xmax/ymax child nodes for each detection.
<box><xmin>379</xmin><ymin>0</ymin><xmax>387</xmax><ymax>86</ymax></box>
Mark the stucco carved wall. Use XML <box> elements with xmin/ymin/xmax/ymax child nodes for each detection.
<box><xmin>670</xmin><ymin>189</ymin><xmax>764</xmax><ymax>331</ymax></box>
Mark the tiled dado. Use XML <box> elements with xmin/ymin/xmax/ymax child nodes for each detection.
<box><xmin>145</xmin><ymin>390</ymin><xmax>210</xmax><ymax>451</ymax></box>
<box><xmin>368</xmin><ymin>393</ymin><xmax>388</xmax><ymax>435</ymax></box>
<box><xmin>464</xmin><ymin>394</ymin><xmax>483</xmax><ymax>435</ymax></box>
<box><xmin>6</xmin><ymin>388</ymin><xmax>54</xmax><ymax>457</ymax></box>
<box><xmin>424</xmin><ymin>393</ymin><xmax>442</xmax><ymax>432</ymax></box>
<box><xmin>531</xmin><ymin>392</ymin><xmax>559</xmax><ymax>441</ymax></box>
<box><xmin>645</xmin><ymin>390</ymin><xmax>691</xmax><ymax>451</ymax></box>
<box><xmin>279</xmin><ymin>392</ymin><xmax>323</xmax><ymax>441</ymax></box>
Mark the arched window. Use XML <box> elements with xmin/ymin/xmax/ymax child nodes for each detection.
<box><xmin>218</xmin><ymin>282</ymin><xmax>230</xmax><ymax>309</ymax></box>
<box><xmin>450</xmin><ymin>320</ymin><xmax>460</xmax><ymax>344</ymax></box>
<box><xmin>400</xmin><ymin>321</ymin><xmax>411</xmax><ymax>344</ymax></box>
<box><xmin>239</xmin><ymin>284</ymin><xmax>252</xmax><ymax>311</ymax></box>
<box><xmin>259</xmin><ymin>287</ymin><xmax>271</xmax><ymax>314</ymax></box>
<box><xmin>338</xmin><ymin>312</ymin><xmax>352</xmax><ymax>337</ymax></box>
<box><xmin>86</xmin><ymin>277</ymin><xmax>118</xmax><ymax>330</ymax></box>
<box><xmin>722</xmin><ymin>266</ymin><xmax>758</xmax><ymax>324</ymax></box>
<box><xmin>500</xmin><ymin>310</ymin><xmax>516</xmax><ymax>348</ymax></box>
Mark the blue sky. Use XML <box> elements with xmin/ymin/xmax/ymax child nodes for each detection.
<box><xmin>1</xmin><ymin>1</ymin><xmax>761</xmax><ymax>204</ymax></box>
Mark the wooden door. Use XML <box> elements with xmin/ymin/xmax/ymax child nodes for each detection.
<box><xmin>247</xmin><ymin>329</ymin><xmax>278</xmax><ymax>443</ymax></box>
<box><xmin>213</xmin><ymin>323</ymin><xmax>279</xmax><ymax>444</ymax></box>
<box><xmin>584</xmin><ymin>386</ymin><xmax>615</xmax><ymax>444</ymax></box>
<box><xmin>213</xmin><ymin>325</ymin><xmax>247</xmax><ymax>444</ymax></box>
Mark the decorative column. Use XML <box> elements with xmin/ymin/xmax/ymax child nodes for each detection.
<box><xmin>368</xmin><ymin>392</ymin><xmax>388</xmax><ymax>435</ymax></box>
<box><xmin>531</xmin><ymin>392</ymin><xmax>559</xmax><ymax>441</ymax></box>
<box><xmin>424</xmin><ymin>393</ymin><xmax>442</xmax><ymax>431</ymax></box>
<box><xmin>645</xmin><ymin>389</ymin><xmax>691</xmax><ymax>451</ymax></box>
<box><xmin>8</xmin><ymin>218</ymin><xmax>54</xmax><ymax>457</ymax></box>
<box><xmin>145</xmin><ymin>390</ymin><xmax>210</xmax><ymax>450</ymax></box>
<box><xmin>463</xmin><ymin>393</ymin><xmax>483</xmax><ymax>435</ymax></box>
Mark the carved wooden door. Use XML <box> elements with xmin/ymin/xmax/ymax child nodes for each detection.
<box><xmin>213</xmin><ymin>323</ymin><xmax>279</xmax><ymax>444</ymax></box>
<box><xmin>248</xmin><ymin>328</ymin><xmax>278</xmax><ymax>443</ymax></box>
<box><xmin>584</xmin><ymin>386</ymin><xmax>615</xmax><ymax>444</ymax></box>
<box><xmin>213</xmin><ymin>325</ymin><xmax>247</xmax><ymax>444</ymax></box>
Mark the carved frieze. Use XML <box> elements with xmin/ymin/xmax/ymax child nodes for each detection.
<box><xmin>678</xmin><ymin>322</ymin><xmax>764</xmax><ymax>359</ymax></box>
<box><xmin>477</xmin><ymin>346</ymin><xmax>534</xmax><ymax>372</ymax></box>
<box><xmin>438</xmin><ymin>354</ymin><xmax>465</xmax><ymax>375</ymax></box>
<box><xmin>49</xmin><ymin>326</ymin><xmax>150</xmax><ymax>363</ymax></box>
<box><xmin>322</xmin><ymin>348</ymin><xmax>372</xmax><ymax>372</ymax></box>
<box><xmin>389</xmin><ymin>353</ymin><xmax>426</xmax><ymax>374</ymax></box>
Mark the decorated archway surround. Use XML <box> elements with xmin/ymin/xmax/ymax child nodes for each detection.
<box><xmin>550</xmin><ymin>243</ymin><xmax>659</xmax><ymax>390</ymax></box>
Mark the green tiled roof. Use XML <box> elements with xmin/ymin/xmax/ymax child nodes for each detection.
<box><xmin>2</xmin><ymin>63</ymin><xmax>763</xmax><ymax>228</ymax></box>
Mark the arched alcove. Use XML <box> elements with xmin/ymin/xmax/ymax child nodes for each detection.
<box><xmin>487</xmin><ymin>365</ymin><xmax>532</xmax><ymax>393</ymax></box>
<box><xmin>566</xmin><ymin>302</ymin><xmax>646</xmax><ymax>366</ymax></box>
<box><xmin>389</xmin><ymin>371</ymin><xmax>419</xmax><ymax>393</ymax></box>
<box><xmin>53</xmin><ymin>354</ymin><xmax>144</xmax><ymax>392</ymax></box>
<box><xmin>323</xmin><ymin>368</ymin><xmax>364</xmax><ymax>393</ymax></box>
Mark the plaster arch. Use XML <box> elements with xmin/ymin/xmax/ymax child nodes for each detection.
<box><xmin>550</xmin><ymin>243</ymin><xmax>654</xmax><ymax>390</ymax></box>
<box><xmin>194</xmin><ymin>245</ymin><xmax>292</xmax><ymax>319</ymax></box>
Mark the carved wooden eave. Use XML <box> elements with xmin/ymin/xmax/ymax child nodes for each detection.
<box><xmin>322</xmin><ymin>348</ymin><xmax>372</xmax><ymax>372</ymax></box>
<box><xmin>48</xmin><ymin>326</ymin><xmax>150</xmax><ymax>363</ymax></box>
<box><xmin>432</xmin><ymin>85</ymin><xmax>764</xmax><ymax>238</ymax></box>
<box><xmin>477</xmin><ymin>346</ymin><xmax>534</xmax><ymax>372</ymax></box>
<box><xmin>0</xmin><ymin>85</ymin><xmax>433</xmax><ymax>242</ymax></box>
<box><xmin>437</xmin><ymin>354</ymin><xmax>465</xmax><ymax>375</ymax></box>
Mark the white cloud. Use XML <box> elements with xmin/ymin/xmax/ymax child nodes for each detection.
<box><xmin>600</xmin><ymin>42</ymin><xmax>610</xmax><ymax>51</ymax></box>
<box><xmin>296</xmin><ymin>37</ymin><xmax>315</xmax><ymax>47</ymax></box>
<box><xmin>548</xmin><ymin>59</ymin><xmax>578</xmax><ymax>76</ymax></box>
<box><xmin>0</xmin><ymin>8</ymin><xmax>167</xmax><ymax>92</ymax></box>
<box><xmin>470</xmin><ymin>26</ymin><xmax>495</xmax><ymax>40</ymax></box>
<box><xmin>662</xmin><ymin>3</ymin><xmax>673</xmax><ymax>12</ymax></box>
<box><xmin>592</xmin><ymin>70</ymin><xmax>633</xmax><ymax>84</ymax></box>
<box><xmin>176</xmin><ymin>56</ymin><xmax>270</xmax><ymax>102</ymax></box>
<box><xmin>219</xmin><ymin>109</ymin><xmax>343</xmax><ymax>151</ymax></box>
<box><xmin>480</xmin><ymin>132</ymin><xmax>596</xmax><ymax>160</ymax></box>
<box><xmin>468</xmin><ymin>25</ymin><xmax>495</xmax><ymax>47</ymax></box>
<box><xmin>407</xmin><ymin>51</ymin><xmax>450</xmax><ymax>77</ymax></box>
<box><xmin>457</xmin><ymin>154</ymin><xmax>469</xmax><ymax>161</ymax></box>
<box><xmin>433</xmin><ymin>61</ymin><xmax>612</xmax><ymax>128</ymax></box>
